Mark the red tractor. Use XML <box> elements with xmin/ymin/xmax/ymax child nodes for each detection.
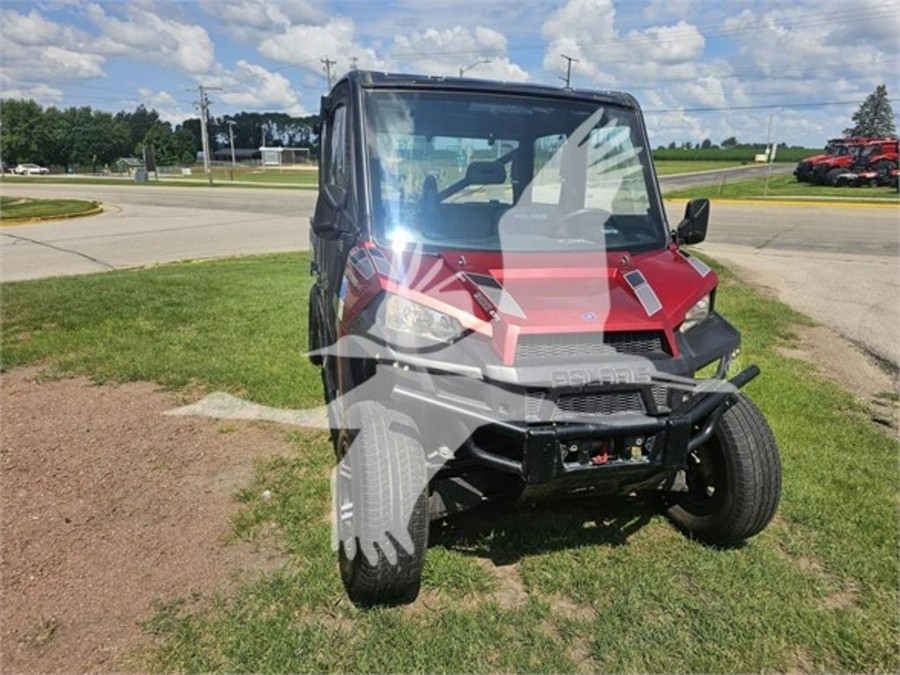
<box><xmin>794</xmin><ymin>137</ymin><xmax>870</xmax><ymax>183</ymax></box>
<box><xmin>794</xmin><ymin>138</ymin><xmax>846</xmax><ymax>182</ymax></box>
<box><xmin>833</xmin><ymin>139</ymin><xmax>899</xmax><ymax>187</ymax></box>
<box><xmin>809</xmin><ymin>137</ymin><xmax>877</xmax><ymax>185</ymax></box>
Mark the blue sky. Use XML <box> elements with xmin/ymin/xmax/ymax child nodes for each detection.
<box><xmin>2</xmin><ymin>0</ymin><xmax>898</xmax><ymax>147</ymax></box>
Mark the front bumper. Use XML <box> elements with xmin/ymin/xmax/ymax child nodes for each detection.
<box><xmin>393</xmin><ymin>365</ymin><xmax>757</xmax><ymax>487</ymax></box>
<box><xmin>342</xmin><ymin>310</ymin><xmax>748</xmax><ymax>492</ymax></box>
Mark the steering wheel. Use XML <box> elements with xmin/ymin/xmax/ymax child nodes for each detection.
<box><xmin>552</xmin><ymin>208</ymin><xmax>615</xmax><ymax>240</ymax></box>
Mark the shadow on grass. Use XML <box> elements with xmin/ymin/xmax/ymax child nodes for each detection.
<box><xmin>430</xmin><ymin>494</ymin><xmax>658</xmax><ymax>566</ymax></box>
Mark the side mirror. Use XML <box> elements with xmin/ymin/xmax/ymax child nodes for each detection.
<box><xmin>676</xmin><ymin>198</ymin><xmax>710</xmax><ymax>245</ymax></box>
<box><xmin>311</xmin><ymin>183</ymin><xmax>348</xmax><ymax>239</ymax></box>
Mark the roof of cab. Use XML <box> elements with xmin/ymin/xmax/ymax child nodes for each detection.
<box><xmin>335</xmin><ymin>70</ymin><xmax>640</xmax><ymax>109</ymax></box>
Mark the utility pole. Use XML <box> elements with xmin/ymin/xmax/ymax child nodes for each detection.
<box><xmin>197</xmin><ymin>84</ymin><xmax>221</xmax><ymax>186</ymax></box>
<box><xmin>763</xmin><ymin>112</ymin><xmax>774</xmax><ymax>197</ymax></box>
<box><xmin>350</xmin><ymin>55</ymin><xmax>358</xmax><ymax>70</ymax></box>
<box><xmin>559</xmin><ymin>54</ymin><xmax>578</xmax><ymax>89</ymax></box>
<box><xmin>227</xmin><ymin>119</ymin><xmax>237</xmax><ymax>182</ymax></box>
<box><xmin>321</xmin><ymin>56</ymin><xmax>337</xmax><ymax>90</ymax></box>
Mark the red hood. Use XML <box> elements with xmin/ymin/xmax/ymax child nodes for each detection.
<box><xmin>349</xmin><ymin>245</ymin><xmax>717</xmax><ymax>364</ymax></box>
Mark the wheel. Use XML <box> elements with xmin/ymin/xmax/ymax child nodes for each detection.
<box><xmin>334</xmin><ymin>401</ymin><xmax>429</xmax><ymax>606</ymax></box>
<box><xmin>874</xmin><ymin>161</ymin><xmax>897</xmax><ymax>186</ymax></box>
<box><xmin>826</xmin><ymin>167</ymin><xmax>845</xmax><ymax>186</ymax></box>
<box><xmin>665</xmin><ymin>393</ymin><xmax>781</xmax><ymax>547</ymax></box>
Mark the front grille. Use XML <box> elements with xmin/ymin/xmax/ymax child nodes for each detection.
<box><xmin>515</xmin><ymin>331</ymin><xmax>667</xmax><ymax>363</ymax></box>
<box><xmin>552</xmin><ymin>391</ymin><xmax>646</xmax><ymax>420</ymax></box>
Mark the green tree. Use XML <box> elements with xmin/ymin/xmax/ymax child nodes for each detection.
<box><xmin>59</xmin><ymin>106</ymin><xmax>130</xmax><ymax>169</ymax></box>
<box><xmin>721</xmin><ymin>136</ymin><xmax>738</xmax><ymax>148</ymax></box>
<box><xmin>0</xmin><ymin>99</ymin><xmax>45</xmax><ymax>165</ymax></box>
<box><xmin>844</xmin><ymin>84</ymin><xmax>896</xmax><ymax>137</ymax></box>
<box><xmin>137</xmin><ymin>122</ymin><xmax>195</xmax><ymax>165</ymax></box>
<box><xmin>701</xmin><ymin>138</ymin><xmax>712</xmax><ymax>150</ymax></box>
<box><xmin>116</xmin><ymin>105</ymin><xmax>162</xmax><ymax>149</ymax></box>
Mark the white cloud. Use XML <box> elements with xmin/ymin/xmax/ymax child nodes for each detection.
<box><xmin>542</xmin><ymin>0</ymin><xmax>706</xmax><ymax>86</ymax></box>
<box><xmin>86</xmin><ymin>1</ymin><xmax>215</xmax><ymax>74</ymax></box>
<box><xmin>390</xmin><ymin>26</ymin><xmax>529</xmax><ymax>81</ymax></box>
<box><xmin>0</xmin><ymin>8</ymin><xmax>106</xmax><ymax>88</ymax></box>
<box><xmin>641</xmin><ymin>0</ymin><xmax>699</xmax><ymax>22</ymax></box>
<box><xmin>0</xmin><ymin>82</ymin><xmax>66</xmax><ymax>105</ymax></box>
<box><xmin>257</xmin><ymin>17</ymin><xmax>384</xmax><ymax>79</ymax></box>
<box><xmin>216</xmin><ymin>60</ymin><xmax>308</xmax><ymax>115</ymax></box>
<box><xmin>200</xmin><ymin>0</ymin><xmax>324</xmax><ymax>33</ymax></box>
<box><xmin>131</xmin><ymin>88</ymin><xmax>195</xmax><ymax>125</ymax></box>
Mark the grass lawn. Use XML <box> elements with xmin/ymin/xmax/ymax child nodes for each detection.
<box><xmin>2</xmin><ymin>253</ymin><xmax>898</xmax><ymax>672</ymax></box>
<box><xmin>654</xmin><ymin>160</ymin><xmax>744</xmax><ymax>176</ymax></box>
<box><xmin>0</xmin><ymin>195</ymin><xmax>100</xmax><ymax>221</ymax></box>
<box><xmin>665</xmin><ymin>172</ymin><xmax>900</xmax><ymax>202</ymax></box>
<box><xmin>164</xmin><ymin>167</ymin><xmax>319</xmax><ymax>187</ymax></box>
<box><xmin>0</xmin><ymin>172</ymin><xmax>313</xmax><ymax>189</ymax></box>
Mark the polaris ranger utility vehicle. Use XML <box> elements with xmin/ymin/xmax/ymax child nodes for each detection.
<box><xmin>309</xmin><ymin>71</ymin><xmax>781</xmax><ymax>606</ymax></box>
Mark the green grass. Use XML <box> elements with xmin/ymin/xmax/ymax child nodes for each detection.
<box><xmin>654</xmin><ymin>160</ymin><xmax>743</xmax><ymax>176</ymax></box>
<box><xmin>652</xmin><ymin>147</ymin><xmax>820</xmax><ymax>163</ymax></box>
<box><xmin>665</xmin><ymin>172</ymin><xmax>900</xmax><ymax>201</ymax></box>
<box><xmin>0</xmin><ymin>195</ymin><xmax>100</xmax><ymax>221</ymax></box>
<box><xmin>165</xmin><ymin>167</ymin><xmax>319</xmax><ymax>187</ymax></box>
<box><xmin>0</xmin><ymin>254</ymin><xmax>321</xmax><ymax>407</ymax></box>
<box><xmin>0</xmin><ymin>174</ymin><xmax>312</xmax><ymax>190</ymax></box>
<box><xmin>2</xmin><ymin>254</ymin><xmax>898</xmax><ymax>672</ymax></box>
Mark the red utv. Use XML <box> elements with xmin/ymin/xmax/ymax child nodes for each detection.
<box><xmin>309</xmin><ymin>71</ymin><xmax>781</xmax><ymax>606</ymax></box>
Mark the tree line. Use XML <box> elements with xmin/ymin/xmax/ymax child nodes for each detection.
<box><xmin>658</xmin><ymin>85</ymin><xmax>896</xmax><ymax>153</ymax></box>
<box><xmin>0</xmin><ymin>99</ymin><xmax>320</xmax><ymax>170</ymax></box>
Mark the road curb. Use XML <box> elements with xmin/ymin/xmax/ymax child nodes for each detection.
<box><xmin>0</xmin><ymin>204</ymin><xmax>104</xmax><ymax>227</ymax></box>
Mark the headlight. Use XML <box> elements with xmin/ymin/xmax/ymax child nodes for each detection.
<box><xmin>384</xmin><ymin>294</ymin><xmax>464</xmax><ymax>346</ymax></box>
<box><xmin>680</xmin><ymin>294</ymin><xmax>711</xmax><ymax>333</ymax></box>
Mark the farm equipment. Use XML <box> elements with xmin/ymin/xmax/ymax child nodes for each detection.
<box><xmin>794</xmin><ymin>137</ymin><xmax>868</xmax><ymax>183</ymax></box>
<box><xmin>832</xmin><ymin>139</ymin><xmax>899</xmax><ymax>187</ymax></box>
<box><xmin>808</xmin><ymin>137</ymin><xmax>878</xmax><ymax>185</ymax></box>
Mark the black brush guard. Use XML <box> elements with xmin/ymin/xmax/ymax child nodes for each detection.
<box><xmin>394</xmin><ymin>365</ymin><xmax>759</xmax><ymax>485</ymax></box>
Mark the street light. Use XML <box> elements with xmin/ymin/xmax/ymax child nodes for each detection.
<box><xmin>459</xmin><ymin>59</ymin><xmax>491</xmax><ymax>78</ymax></box>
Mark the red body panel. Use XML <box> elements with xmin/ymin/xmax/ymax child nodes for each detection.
<box><xmin>341</xmin><ymin>244</ymin><xmax>716</xmax><ymax>365</ymax></box>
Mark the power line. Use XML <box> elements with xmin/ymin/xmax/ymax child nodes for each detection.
<box><xmin>643</xmin><ymin>98</ymin><xmax>865</xmax><ymax>114</ymax></box>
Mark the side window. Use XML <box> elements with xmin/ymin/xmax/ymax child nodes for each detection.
<box><xmin>531</xmin><ymin>134</ymin><xmax>565</xmax><ymax>205</ymax></box>
<box><xmin>326</xmin><ymin>105</ymin><xmax>348</xmax><ymax>188</ymax></box>
<box><xmin>584</xmin><ymin>124</ymin><xmax>649</xmax><ymax>214</ymax></box>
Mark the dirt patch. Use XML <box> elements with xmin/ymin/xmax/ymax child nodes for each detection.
<box><xmin>477</xmin><ymin>559</ymin><xmax>528</xmax><ymax>609</ymax></box>
<box><xmin>777</xmin><ymin>324</ymin><xmax>898</xmax><ymax>428</ymax></box>
<box><xmin>0</xmin><ymin>369</ymin><xmax>295</xmax><ymax>673</ymax></box>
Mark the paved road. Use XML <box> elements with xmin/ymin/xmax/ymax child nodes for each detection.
<box><xmin>664</xmin><ymin>200</ymin><xmax>899</xmax><ymax>366</ymax></box>
<box><xmin>1</xmin><ymin>184</ymin><xmax>317</xmax><ymax>280</ymax></box>
<box><xmin>3</xmin><ymin>181</ymin><xmax>898</xmax><ymax>365</ymax></box>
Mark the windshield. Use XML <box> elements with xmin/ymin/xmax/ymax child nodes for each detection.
<box><xmin>364</xmin><ymin>90</ymin><xmax>666</xmax><ymax>253</ymax></box>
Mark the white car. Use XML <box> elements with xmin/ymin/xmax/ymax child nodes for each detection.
<box><xmin>13</xmin><ymin>163</ymin><xmax>50</xmax><ymax>175</ymax></box>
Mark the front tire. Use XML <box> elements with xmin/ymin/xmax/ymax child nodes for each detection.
<box><xmin>335</xmin><ymin>401</ymin><xmax>428</xmax><ymax>606</ymax></box>
<box><xmin>665</xmin><ymin>394</ymin><xmax>781</xmax><ymax>547</ymax></box>
<box><xmin>826</xmin><ymin>167</ymin><xmax>845</xmax><ymax>186</ymax></box>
